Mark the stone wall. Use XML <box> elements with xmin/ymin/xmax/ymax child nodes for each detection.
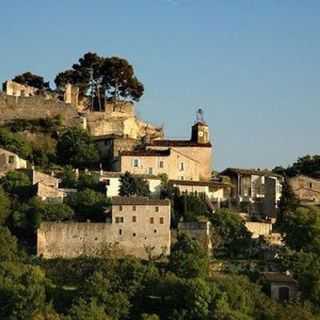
<box><xmin>3</xmin><ymin>80</ymin><xmax>38</xmax><ymax>97</ymax></box>
<box><xmin>177</xmin><ymin>221</ymin><xmax>212</xmax><ymax>254</ymax></box>
<box><xmin>38</xmin><ymin>218</ymin><xmax>171</xmax><ymax>259</ymax></box>
<box><xmin>245</xmin><ymin>221</ymin><xmax>272</xmax><ymax>239</ymax></box>
<box><xmin>0</xmin><ymin>93</ymin><xmax>81</xmax><ymax>127</ymax></box>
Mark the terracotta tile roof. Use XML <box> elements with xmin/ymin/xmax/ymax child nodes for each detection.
<box><xmin>120</xmin><ymin>149</ymin><xmax>171</xmax><ymax>157</ymax></box>
<box><xmin>148</xmin><ymin>140</ymin><xmax>212</xmax><ymax>148</ymax></box>
<box><xmin>112</xmin><ymin>197</ymin><xmax>170</xmax><ymax>206</ymax></box>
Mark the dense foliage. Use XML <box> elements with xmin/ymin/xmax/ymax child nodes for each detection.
<box><xmin>119</xmin><ymin>172</ymin><xmax>150</xmax><ymax>197</ymax></box>
<box><xmin>12</xmin><ymin>72</ymin><xmax>50</xmax><ymax>90</ymax></box>
<box><xmin>55</xmin><ymin>52</ymin><xmax>144</xmax><ymax>104</ymax></box>
<box><xmin>274</xmin><ymin>154</ymin><xmax>320</xmax><ymax>178</ymax></box>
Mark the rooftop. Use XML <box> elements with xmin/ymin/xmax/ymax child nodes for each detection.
<box><xmin>262</xmin><ymin>272</ymin><xmax>297</xmax><ymax>284</ymax></box>
<box><xmin>112</xmin><ymin>197</ymin><xmax>170</xmax><ymax>206</ymax></box>
<box><xmin>148</xmin><ymin>139</ymin><xmax>212</xmax><ymax>148</ymax></box>
<box><xmin>120</xmin><ymin>149</ymin><xmax>171</xmax><ymax>157</ymax></box>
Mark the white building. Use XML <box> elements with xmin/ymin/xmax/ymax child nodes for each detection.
<box><xmin>99</xmin><ymin>171</ymin><xmax>162</xmax><ymax>197</ymax></box>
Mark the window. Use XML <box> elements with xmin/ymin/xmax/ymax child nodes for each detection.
<box><xmin>8</xmin><ymin>156</ymin><xmax>14</xmax><ymax>164</ymax></box>
<box><xmin>105</xmin><ymin>179</ymin><xmax>110</xmax><ymax>186</ymax></box>
<box><xmin>115</xmin><ymin>217</ymin><xmax>124</xmax><ymax>223</ymax></box>
<box><xmin>132</xmin><ymin>216</ymin><xmax>136</xmax><ymax>222</ymax></box>
<box><xmin>133</xmin><ymin>205</ymin><xmax>136</xmax><ymax>211</ymax></box>
<box><xmin>155</xmin><ymin>206</ymin><xmax>159</xmax><ymax>212</ymax></box>
<box><xmin>310</xmin><ymin>183</ymin><xmax>313</xmax><ymax>188</ymax></box>
<box><xmin>150</xmin><ymin>217</ymin><xmax>154</xmax><ymax>224</ymax></box>
<box><xmin>154</xmin><ymin>229</ymin><xmax>157</xmax><ymax>233</ymax></box>
<box><xmin>133</xmin><ymin>159</ymin><xmax>140</xmax><ymax>168</ymax></box>
<box><xmin>160</xmin><ymin>217</ymin><xmax>164</xmax><ymax>224</ymax></box>
<box><xmin>180</xmin><ymin>162</ymin><xmax>184</xmax><ymax>171</ymax></box>
<box><xmin>132</xmin><ymin>233</ymin><xmax>136</xmax><ymax>237</ymax></box>
<box><xmin>119</xmin><ymin>229</ymin><xmax>122</xmax><ymax>235</ymax></box>
<box><xmin>119</xmin><ymin>205</ymin><xmax>123</xmax><ymax>211</ymax></box>
<box><xmin>181</xmin><ymin>176</ymin><xmax>184</xmax><ymax>180</ymax></box>
<box><xmin>159</xmin><ymin>160</ymin><xmax>164</xmax><ymax>168</ymax></box>
<box><xmin>148</xmin><ymin>167</ymin><xmax>153</xmax><ymax>175</ymax></box>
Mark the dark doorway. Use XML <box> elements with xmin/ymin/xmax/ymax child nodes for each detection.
<box><xmin>279</xmin><ymin>286</ymin><xmax>289</xmax><ymax>301</ymax></box>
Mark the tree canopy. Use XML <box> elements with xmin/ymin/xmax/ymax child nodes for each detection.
<box><xmin>12</xmin><ymin>72</ymin><xmax>50</xmax><ymax>90</ymax></box>
<box><xmin>54</xmin><ymin>52</ymin><xmax>144</xmax><ymax>103</ymax></box>
<box><xmin>56</xmin><ymin>128</ymin><xmax>99</xmax><ymax>168</ymax></box>
<box><xmin>119</xmin><ymin>172</ymin><xmax>150</xmax><ymax>197</ymax></box>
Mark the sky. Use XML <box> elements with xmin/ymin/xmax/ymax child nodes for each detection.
<box><xmin>1</xmin><ymin>0</ymin><xmax>319</xmax><ymax>171</ymax></box>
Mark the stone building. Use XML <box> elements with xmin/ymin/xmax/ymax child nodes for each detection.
<box><xmin>37</xmin><ymin>197</ymin><xmax>171</xmax><ymax>259</ymax></box>
<box><xmin>177</xmin><ymin>220</ymin><xmax>212</xmax><ymax>254</ymax></box>
<box><xmin>120</xmin><ymin>148</ymin><xmax>200</xmax><ymax>181</ymax></box>
<box><xmin>147</xmin><ymin>121</ymin><xmax>213</xmax><ymax>181</ymax></box>
<box><xmin>99</xmin><ymin>171</ymin><xmax>162</xmax><ymax>197</ymax></box>
<box><xmin>289</xmin><ymin>175</ymin><xmax>320</xmax><ymax>204</ymax></box>
<box><xmin>21</xmin><ymin>169</ymin><xmax>76</xmax><ymax>202</ymax></box>
<box><xmin>220</xmin><ymin>168</ymin><xmax>282</xmax><ymax>218</ymax></box>
<box><xmin>86</xmin><ymin>101</ymin><xmax>163</xmax><ymax>140</ymax></box>
<box><xmin>93</xmin><ymin>134</ymin><xmax>137</xmax><ymax>170</ymax></box>
<box><xmin>2</xmin><ymin>80</ymin><xmax>38</xmax><ymax>97</ymax></box>
<box><xmin>262</xmin><ymin>272</ymin><xmax>298</xmax><ymax>302</ymax></box>
<box><xmin>0</xmin><ymin>148</ymin><xmax>27</xmax><ymax>176</ymax></box>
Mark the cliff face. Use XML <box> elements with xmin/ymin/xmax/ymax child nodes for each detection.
<box><xmin>0</xmin><ymin>93</ymin><xmax>81</xmax><ymax>127</ymax></box>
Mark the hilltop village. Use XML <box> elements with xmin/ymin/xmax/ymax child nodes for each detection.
<box><xmin>1</xmin><ymin>58</ymin><xmax>320</xmax><ymax>319</ymax></box>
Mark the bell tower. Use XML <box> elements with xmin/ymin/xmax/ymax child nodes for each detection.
<box><xmin>191</xmin><ymin>109</ymin><xmax>210</xmax><ymax>144</ymax></box>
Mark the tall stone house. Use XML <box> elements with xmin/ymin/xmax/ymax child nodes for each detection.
<box><xmin>289</xmin><ymin>175</ymin><xmax>320</xmax><ymax>204</ymax></box>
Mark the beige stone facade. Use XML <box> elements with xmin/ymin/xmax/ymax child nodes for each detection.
<box><xmin>120</xmin><ymin>149</ymin><xmax>200</xmax><ymax>181</ymax></box>
<box><xmin>0</xmin><ymin>148</ymin><xmax>27</xmax><ymax>176</ymax></box>
<box><xmin>37</xmin><ymin>197</ymin><xmax>171</xmax><ymax>259</ymax></box>
<box><xmin>86</xmin><ymin>102</ymin><xmax>163</xmax><ymax>140</ymax></box>
<box><xmin>147</xmin><ymin>122</ymin><xmax>213</xmax><ymax>181</ymax></box>
<box><xmin>35</xmin><ymin>183</ymin><xmax>64</xmax><ymax>202</ymax></box>
<box><xmin>64</xmin><ymin>83</ymin><xmax>79</xmax><ymax>107</ymax></box>
<box><xmin>93</xmin><ymin>134</ymin><xmax>137</xmax><ymax>170</ymax></box>
<box><xmin>245</xmin><ymin>221</ymin><xmax>272</xmax><ymax>239</ymax></box>
<box><xmin>289</xmin><ymin>175</ymin><xmax>320</xmax><ymax>204</ymax></box>
<box><xmin>2</xmin><ymin>80</ymin><xmax>38</xmax><ymax>97</ymax></box>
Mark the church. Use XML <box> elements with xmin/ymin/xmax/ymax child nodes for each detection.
<box><xmin>119</xmin><ymin>110</ymin><xmax>213</xmax><ymax>182</ymax></box>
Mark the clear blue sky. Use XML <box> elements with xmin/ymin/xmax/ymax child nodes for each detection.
<box><xmin>1</xmin><ymin>0</ymin><xmax>319</xmax><ymax>170</ymax></box>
